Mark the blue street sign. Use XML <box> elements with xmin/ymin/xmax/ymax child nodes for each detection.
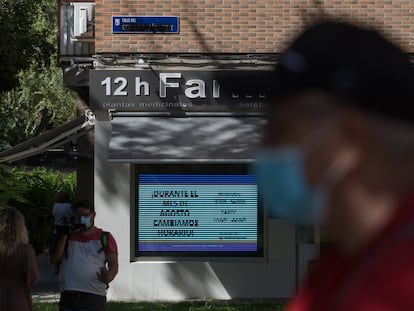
<box><xmin>112</xmin><ymin>16</ymin><xmax>179</xmax><ymax>34</ymax></box>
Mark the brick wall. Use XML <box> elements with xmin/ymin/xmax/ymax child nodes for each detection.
<box><xmin>94</xmin><ymin>0</ymin><xmax>414</xmax><ymax>54</ymax></box>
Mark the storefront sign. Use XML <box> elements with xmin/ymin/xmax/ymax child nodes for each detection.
<box><xmin>138</xmin><ymin>174</ymin><xmax>258</xmax><ymax>252</ymax></box>
<box><xmin>90</xmin><ymin>69</ymin><xmax>275</xmax><ymax>112</ymax></box>
<box><xmin>133</xmin><ymin>163</ymin><xmax>264</xmax><ymax>258</ymax></box>
<box><xmin>112</xmin><ymin>16</ymin><xmax>179</xmax><ymax>33</ymax></box>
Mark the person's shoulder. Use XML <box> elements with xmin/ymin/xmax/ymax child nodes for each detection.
<box><xmin>71</xmin><ymin>227</ymin><xmax>102</xmax><ymax>241</ymax></box>
<box><xmin>356</xmin><ymin>241</ymin><xmax>414</xmax><ymax>292</ymax></box>
<box><xmin>87</xmin><ymin>227</ymin><xmax>111</xmax><ymax>241</ymax></box>
<box><xmin>352</xmin><ymin>256</ymin><xmax>414</xmax><ymax>309</ymax></box>
<box><xmin>94</xmin><ymin>227</ymin><xmax>104</xmax><ymax>235</ymax></box>
<box><xmin>105</xmin><ymin>230</ymin><xmax>117</xmax><ymax>243</ymax></box>
<box><xmin>94</xmin><ymin>227</ymin><xmax>113</xmax><ymax>236</ymax></box>
<box><xmin>96</xmin><ymin>228</ymin><xmax>117</xmax><ymax>244</ymax></box>
<box><xmin>98</xmin><ymin>229</ymin><xmax>118</xmax><ymax>253</ymax></box>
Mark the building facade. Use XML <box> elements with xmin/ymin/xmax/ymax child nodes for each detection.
<box><xmin>59</xmin><ymin>0</ymin><xmax>414</xmax><ymax>301</ymax></box>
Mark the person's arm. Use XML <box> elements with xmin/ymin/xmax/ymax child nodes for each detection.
<box><xmin>97</xmin><ymin>252</ymin><xmax>119</xmax><ymax>284</ymax></box>
<box><xmin>49</xmin><ymin>234</ymin><xmax>68</xmax><ymax>264</ymax></box>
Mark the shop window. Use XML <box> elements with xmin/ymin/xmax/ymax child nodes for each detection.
<box><xmin>131</xmin><ymin>163</ymin><xmax>264</xmax><ymax>260</ymax></box>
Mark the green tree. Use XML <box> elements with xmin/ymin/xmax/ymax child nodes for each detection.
<box><xmin>0</xmin><ymin>61</ymin><xmax>77</xmax><ymax>149</ymax></box>
<box><xmin>0</xmin><ymin>0</ymin><xmax>57</xmax><ymax>91</ymax></box>
<box><xmin>0</xmin><ymin>0</ymin><xmax>78</xmax><ymax>252</ymax></box>
<box><xmin>0</xmin><ymin>0</ymin><xmax>77</xmax><ymax>149</ymax></box>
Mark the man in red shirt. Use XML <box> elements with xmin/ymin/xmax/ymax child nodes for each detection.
<box><xmin>50</xmin><ymin>199</ymin><xmax>118</xmax><ymax>311</ymax></box>
<box><xmin>254</xmin><ymin>20</ymin><xmax>414</xmax><ymax>310</ymax></box>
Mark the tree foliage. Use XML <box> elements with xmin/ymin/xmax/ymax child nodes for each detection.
<box><xmin>0</xmin><ymin>0</ymin><xmax>57</xmax><ymax>91</ymax></box>
<box><xmin>0</xmin><ymin>0</ymin><xmax>77</xmax><ymax>150</ymax></box>
<box><xmin>0</xmin><ymin>61</ymin><xmax>77</xmax><ymax>149</ymax></box>
<box><xmin>0</xmin><ymin>0</ymin><xmax>78</xmax><ymax>253</ymax></box>
<box><xmin>0</xmin><ymin>164</ymin><xmax>29</xmax><ymax>212</ymax></box>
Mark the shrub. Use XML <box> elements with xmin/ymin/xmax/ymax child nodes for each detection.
<box><xmin>1</xmin><ymin>166</ymin><xmax>76</xmax><ymax>254</ymax></box>
<box><xmin>0</xmin><ymin>164</ymin><xmax>29</xmax><ymax>211</ymax></box>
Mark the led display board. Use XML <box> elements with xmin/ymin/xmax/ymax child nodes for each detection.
<box><xmin>133</xmin><ymin>164</ymin><xmax>264</xmax><ymax>258</ymax></box>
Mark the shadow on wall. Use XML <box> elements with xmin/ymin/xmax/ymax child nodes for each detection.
<box><xmin>108</xmin><ymin>117</ymin><xmax>266</xmax><ymax>162</ymax></box>
<box><xmin>94</xmin><ymin>114</ymin><xmax>295</xmax><ymax>300</ymax></box>
<box><xmin>163</xmin><ymin>261</ymin><xmax>295</xmax><ymax>300</ymax></box>
<box><xmin>164</xmin><ymin>262</ymin><xmax>231</xmax><ymax>299</ymax></box>
<box><xmin>160</xmin><ymin>220</ymin><xmax>297</xmax><ymax>299</ymax></box>
<box><xmin>94</xmin><ymin>115</ymin><xmax>130</xmax><ymax>207</ymax></box>
<box><xmin>95</xmin><ymin>118</ymin><xmax>226</xmax><ymax>300</ymax></box>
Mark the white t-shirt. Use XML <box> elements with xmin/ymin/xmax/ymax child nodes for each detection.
<box><xmin>59</xmin><ymin>228</ymin><xmax>117</xmax><ymax>296</ymax></box>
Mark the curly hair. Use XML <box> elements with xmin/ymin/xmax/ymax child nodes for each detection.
<box><xmin>0</xmin><ymin>207</ymin><xmax>29</xmax><ymax>256</ymax></box>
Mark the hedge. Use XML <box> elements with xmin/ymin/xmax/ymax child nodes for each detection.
<box><xmin>0</xmin><ymin>165</ymin><xmax>76</xmax><ymax>254</ymax></box>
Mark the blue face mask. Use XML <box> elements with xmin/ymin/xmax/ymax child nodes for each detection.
<box><xmin>80</xmin><ymin>215</ymin><xmax>92</xmax><ymax>229</ymax></box>
<box><xmin>253</xmin><ymin>147</ymin><xmax>326</xmax><ymax>225</ymax></box>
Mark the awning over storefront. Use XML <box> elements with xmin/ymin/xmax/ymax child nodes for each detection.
<box><xmin>108</xmin><ymin>115</ymin><xmax>266</xmax><ymax>162</ymax></box>
<box><xmin>0</xmin><ymin>113</ymin><xmax>95</xmax><ymax>164</ymax></box>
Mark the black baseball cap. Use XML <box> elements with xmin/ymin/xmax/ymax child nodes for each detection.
<box><xmin>272</xmin><ymin>20</ymin><xmax>414</xmax><ymax>123</ymax></box>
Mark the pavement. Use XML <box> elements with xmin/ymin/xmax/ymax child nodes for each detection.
<box><xmin>32</xmin><ymin>252</ymin><xmax>60</xmax><ymax>302</ymax></box>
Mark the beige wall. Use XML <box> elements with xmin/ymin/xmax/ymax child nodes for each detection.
<box><xmin>95</xmin><ymin>0</ymin><xmax>414</xmax><ymax>54</ymax></box>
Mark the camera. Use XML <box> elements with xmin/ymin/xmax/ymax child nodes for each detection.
<box><xmin>62</xmin><ymin>212</ymin><xmax>86</xmax><ymax>233</ymax></box>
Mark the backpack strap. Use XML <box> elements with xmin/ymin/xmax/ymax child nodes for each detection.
<box><xmin>98</xmin><ymin>231</ymin><xmax>110</xmax><ymax>254</ymax></box>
